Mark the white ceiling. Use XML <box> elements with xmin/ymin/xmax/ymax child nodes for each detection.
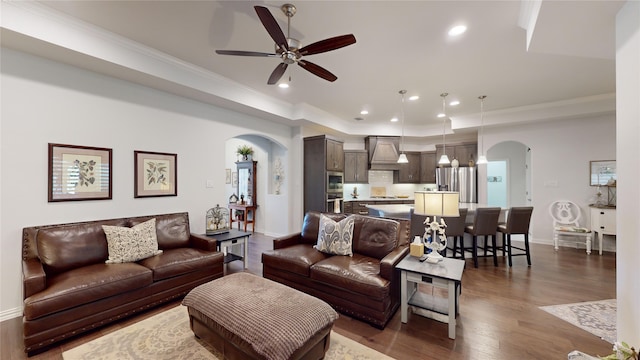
<box><xmin>1</xmin><ymin>1</ymin><xmax>623</xmax><ymax>141</ymax></box>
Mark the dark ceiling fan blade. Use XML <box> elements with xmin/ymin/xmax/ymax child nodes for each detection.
<box><xmin>254</xmin><ymin>6</ymin><xmax>289</xmax><ymax>52</ymax></box>
<box><xmin>267</xmin><ymin>63</ymin><xmax>288</xmax><ymax>85</ymax></box>
<box><xmin>299</xmin><ymin>34</ymin><xmax>356</xmax><ymax>56</ymax></box>
<box><xmin>297</xmin><ymin>60</ymin><xmax>338</xmax><ymax>82</ymax></box>
<box><xmin>215</xmin><ymin>50</ymin><xmax>277</xmax><ymax>57</ymax></box>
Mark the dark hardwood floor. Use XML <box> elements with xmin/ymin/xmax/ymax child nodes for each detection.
<box><xmin>2</xmin><ymin>232</ymin><xmax>616</xmax><ymax>360</ymax></box>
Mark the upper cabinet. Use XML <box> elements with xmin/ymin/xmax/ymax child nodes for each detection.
<box><xmin>394</xmin><ymin>152</ymin><xmax>421</xmax><ymax>183</ymax></box>
<box><xmin>435</xmin><ymin>142</ymin><xmax>477</xmax><ymax>167</ymax></box>
<box><xmin>420</xmin><ymin>151</ymin><xmax>437</xmax><ymax>183</ymax></box>
<box><xmin>326</xmin><ymin>138</ymin><xmax>344</xmax><ymax>171</ymax></box>
<box><xmin>344</xmin><ymin>150</ymin><xmax>368</xmax><ymax>183</ymax></box>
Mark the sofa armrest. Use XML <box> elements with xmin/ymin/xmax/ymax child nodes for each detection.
<box><xmin>23</xmin><ymin>259</ymin><xmax>46</xmax><ymax>299</ymax></box>
<box><xmin>379</xmin><ymin>246</ymin><xmax>410</xmax><ymax>281</ymax></box>
<box><xmin>189</xmin><ymin>233</ymin><xmax>218</xmax><ymax>252</ymax></box>
<box><xmin>273</xmin><ymin>233</ymin><xmax>303</xmax><ymax>249</ymax></box>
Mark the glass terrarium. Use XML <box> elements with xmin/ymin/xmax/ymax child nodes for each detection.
<box><xmin>206</xmin><ymin>204</ymin><xmax>230</xmax><ymax>235</ymax></box>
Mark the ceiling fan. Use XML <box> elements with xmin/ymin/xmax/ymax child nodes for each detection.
<box><xmin>215</xmin><ymin>3</ymin><xmax>356</xmax><ymax>85</ymax></box>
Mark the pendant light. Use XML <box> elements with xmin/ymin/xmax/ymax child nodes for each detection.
<box><xmin>397</xmin><ymin>90</ymin><xmax>409</xmax><ymax>163</ymax></box>
<box><xmin>476</xmin><ymin>95</ymin><xmax>488</xmax><ymax>165</ymax></box>
<box><xmin>438</xmin><ymin>92</ymin><xmax>450</xmax><ymax>165</ymax></box>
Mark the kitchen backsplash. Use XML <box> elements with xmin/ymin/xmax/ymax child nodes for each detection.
<box><xmin>343</xmin><ymin>170</ymin><xmax>437</xmax><ymax>199</ymax></box>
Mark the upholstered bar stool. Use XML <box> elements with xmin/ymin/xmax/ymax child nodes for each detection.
<box><xmin>497</xmin><ymin>207</ymin><xmax>534</xmax><ymax>267</ymax></box>
<box><xmin>464</xmin><ymin>207</ymin><xmax>501</xmax><ymax>267</ymax></box>
<box><xmin>444</xmin><ymin>208</ymin><xmax>468</xmax><ymax>258</ymax></box>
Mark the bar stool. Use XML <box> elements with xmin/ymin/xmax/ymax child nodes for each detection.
<box><xmin>444</xmin><ymin>208</ymin><xmax>468</xmax><ymax>258</ymax></box>
<box><xmin>497</xmin><ymin>207</ymin><xmax>534</xmax><ymax>267</ymax></box>
<box><xmin>411</xmin><ymin>208</ymin><xmax>468</xmax><ymax>258</ymax></box>
<box><xmin>464</xmin><ymin>207</ymin><xmax>501</xmax><ymax>268</ymax></box>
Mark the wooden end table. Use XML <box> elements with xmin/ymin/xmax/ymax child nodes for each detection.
<box><xmin>229</xmin><ymin>203</ymin><xmax>256</xmax><ymax>232</ymax></box>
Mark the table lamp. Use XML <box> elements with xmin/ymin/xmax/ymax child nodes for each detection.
<box><xmin>414</xmin><ymin>191</ymin><xmax>460</xmax><ymax>262</ymax></box>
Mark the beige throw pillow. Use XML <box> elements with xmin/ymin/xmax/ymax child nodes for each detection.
<box><xmin>103</xmin><ymin>218</ymin><xmax>162</xmax><ymax>264</ymax></box>
<box><xmin>314</xmin><ymin>214</ymin><xmax>355</xmax><ymax>256</ymax></box>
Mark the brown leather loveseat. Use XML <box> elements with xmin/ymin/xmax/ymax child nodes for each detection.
<box><xmin>262</xmin><ymin>211</ymin><xmax>410</xmax><ymax>328</ymax></box>
<box><xmin>21</xmin><ymin>212</ymin><xmax>224</xmax><ymax>354</ymax></box>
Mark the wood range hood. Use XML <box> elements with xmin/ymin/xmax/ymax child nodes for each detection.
<box><xmin>365</xmin><ymin>136</ymin><xmax>400</xmax><ymax>170</ymax></box>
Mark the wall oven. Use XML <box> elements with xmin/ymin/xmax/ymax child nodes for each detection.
<box><xmin>326</xmin><ymin>171</ymin><xmax>344</xmax><ymax>194</ymax></box>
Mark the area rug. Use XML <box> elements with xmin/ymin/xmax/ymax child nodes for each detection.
<box><xmin>63</xmin><ymin>305</ymin><xmax>394</xmax><ymax>360</ymax></box>
<box><xmin>540</xmin><ymin>299</ymin><xmax>616</xmax><ymax>344</ymax></box>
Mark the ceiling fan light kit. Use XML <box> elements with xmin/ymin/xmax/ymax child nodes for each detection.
<box><xmin>216</xmin><ymin>3</ymin><xmax>356</xmax><ymax>85</ymax></box>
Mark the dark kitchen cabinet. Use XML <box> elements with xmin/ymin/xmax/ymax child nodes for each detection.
<box><xmin>326</xmin><ymin>138</ymin><xmax>344</xmax><ymax>171</ymax></box>
<box><xmin>344</xmin><ymin>150</ymin><xmax>368</xmax><ymax>183</ymax></box>
<box><xmin>304</xmin><ymin>135</ymin><xmax>344</xmax><ymax>213</ymax></box>
<box><xmin>435</xmin><ymin>142</ymin><xmax>477</xmax><ymax>167</ymax></box>
<box><xmin>420</xmin><ymin>151</ymin><xmax>437</xmax><ymax>183</ymax></box>
<box><xmin>394</xmin><ymin>152</ymin><xmax>421</xmax><ymax>183</ymax></box>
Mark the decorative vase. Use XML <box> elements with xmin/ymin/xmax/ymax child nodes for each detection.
<box><xmin>451</xmin><ymin>158</ymin><xmax>460</xmax><ymax>168</ymax></box>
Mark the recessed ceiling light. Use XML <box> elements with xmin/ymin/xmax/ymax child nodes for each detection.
<box><xmin>448</xmin><ymin>25</ymin><xmax>467</xmax><ymax>37</ymax></box>
<box><xmin>409</xmin><ymin>95</ymin><xmax>419</xmax><ymax>101</ymax></box>
<box><xmin>360</xmin><ymin>110</ymin><xmax>369</xmax><ymax>115</ymax></box>
<box><xmin>390</xmin><ymin>117</ymin><xmax>399</xmax><ymax>122</ymax></box>
<box><xmin>278</xmin><ymin>83</ymin><xmax>289</xmax><ymax>89</ymax></box>
<box><xmin>449</xmin><ymin>100</ymin><xmax>460</xmax><ymax>106</ymax></box>
<box><xmin>437</xmin><ymin>113</ymin><xmax>446</xmax><ymax>118</ymax></box>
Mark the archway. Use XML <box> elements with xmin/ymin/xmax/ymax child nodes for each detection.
<box><xmin>225</xmin><ymin>135</ymin><xmax>289</xmax><ymax>236</ymax></box>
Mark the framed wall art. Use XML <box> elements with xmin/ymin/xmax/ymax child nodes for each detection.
<box><xmin>134</xmin><ymin>150</ymin><xmax>177</xmax><ymax>198</ymax></box>
<box><xmin>48</xmin><ymin>143</ymin><xmax>112</xmax><ymax>202</ymax></box>
<box><xmin>225</xmin><ymin>168</ymin><xmax>231</xmax><ymax>184</ymax></box>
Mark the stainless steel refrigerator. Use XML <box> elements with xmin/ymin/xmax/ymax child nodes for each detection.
<box><xmin>436</xmin><ymin>167</ymin><xmax>477</xmax><ymax>203</ymax></box>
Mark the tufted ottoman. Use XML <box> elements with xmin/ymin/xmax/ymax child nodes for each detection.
<box><xmin>182</xmin><ymin>272</ymin><xmax>338</xmax><ymax>360</ymax></box>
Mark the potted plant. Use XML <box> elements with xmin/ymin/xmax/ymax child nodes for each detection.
<box><xmin>237</xmin><ymin>145</ymin><xmax>254</xmax><ymax>161</ymax></box>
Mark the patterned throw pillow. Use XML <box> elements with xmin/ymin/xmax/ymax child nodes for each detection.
<box><xmin>102</xmin><ymin>218</ymin><xmax>162</xmax><ymax>264</ymax></box>
<box><xmin>314</xmin><ymin>214</ymin><xmax>355</xmax><ymax>256</ymax></box>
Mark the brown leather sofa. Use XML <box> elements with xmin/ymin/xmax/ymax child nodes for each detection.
<box><xmin>262</xmin><ymin>211</ymin><xmax>410</xmax><ymax>328</ymax></box>
<box><xmin>21</xmin><ymin>212</ymin><xmax>224</xmax><ymax>354</ymax></box>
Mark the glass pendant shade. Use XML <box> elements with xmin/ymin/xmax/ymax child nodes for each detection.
<box><xmin>397</xmin><ymin>153</ymin><xmax>409</xmax><ymax>163</ymax></box>
<box><xmin>438</xmin><ymin>154</ymin><xmax>451</xmax><ymax>164</ymax></box>
<box><xmin>476</xmin><ymin>155</ymin><xmax>488</xmax><ymax>164</ymax></box>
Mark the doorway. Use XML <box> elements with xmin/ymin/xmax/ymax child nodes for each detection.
<box><xmin>487</xmin><ymin>160</ymin><xmax>508</xmax><ymax>208</ymax></box>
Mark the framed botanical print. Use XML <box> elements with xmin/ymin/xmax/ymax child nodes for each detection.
<box><xmin>48</xmin><ymin>143</ymin><xmax>112</xmax><ymax>202</ymax></box>
<box><xmin>134</xmin><ymin>150</ymin><xmax>177</xmax><ymax>198</ymax></box>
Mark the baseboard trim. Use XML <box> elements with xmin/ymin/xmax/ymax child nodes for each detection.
<box><xmin>1</xmin><ymin>306</ymin><xmax>22</xmax><ymax>322</ymax></box>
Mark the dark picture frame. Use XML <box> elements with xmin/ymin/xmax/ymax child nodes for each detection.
<box><xmin>134</xmin><ymin>150</ymin><xmax>177</xmax><ymax>198</ymax></box>
<box><xmin>48</xmin><ymin>143</ymin><xmax>112</xmax><ymax>202</ymax></box>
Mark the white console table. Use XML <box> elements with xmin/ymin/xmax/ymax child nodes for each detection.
<box><xmin>590</xmin><ymin>206</ymin><xmax>616</xmax><ymax>255</ymax></box>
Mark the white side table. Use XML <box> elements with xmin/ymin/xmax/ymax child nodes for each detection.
<box><xmin>590</xmin><ymin>206</ymin><xmax>616</xmax><ymax>255</ymax></box>
<box><xmin>396</xmin><ymin>256</ymin><xmax>465</xmax><ymax>339</ymax></box>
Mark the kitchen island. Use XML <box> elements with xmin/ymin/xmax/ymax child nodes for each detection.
<box><xmin>366</xmin><ymin>203</ymin><xmax>507</xmax><ymax>223</ymax></box>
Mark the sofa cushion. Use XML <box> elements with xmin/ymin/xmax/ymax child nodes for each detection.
<box><xmin>36</xmin><ymin>218</ymin><xmax>126</xmax><ymax>275</ymax></box>
<box><xmin>262</xmin><ymin>244</ymin><xmax>330</xmax><ymax>277</ymax></box>
<box><xmin>352</xmin><ymin>216</ymin><xmax>400</xmax><ymax>260</ymax></box>
<box><xmin>314</xmin><ymin>214</ymin><xmax>355</xmax><ymax>256</ymax></box>
<box><xmin>23</xmin><ymin>262</ymin><xmax>152</xmax><ymax>321</ymax></box>
<box><xmin>103</xmin><ymin>218</ymin><xmax>163</xmax><ymax>264</ymax></box>
<box><xmin>129</xmin><ymin>213</ymin><xmax>191</xmax><ymax>249</ymax></box>
<box><xmin>300</xmin><ymin>212</ymin><xmax>347</xmax><ymax>245</ymax></box>
<box><xmin>310</xmin><ymin>254</ymin><xmax>389</xmax><ymax>300</ymax></box>
<box><xmin>137</xmin><ymin>247</ymin><xmax>222</xmax><ymax>281</ymax></box>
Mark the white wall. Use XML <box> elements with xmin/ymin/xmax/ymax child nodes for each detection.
<box><xmin>479</xmin><ymin>115</ymin><xmax>616</xmax><ymax>247</ymax></box>
<box><xmin>615</xmin><ymin>0</ymin><xmax>640</xmax><ymax>345</ymax></box>
<box><xmin>0</xmin><ymin>48</ymin><xmax>294</xmax><ymax>318</ymax></box>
